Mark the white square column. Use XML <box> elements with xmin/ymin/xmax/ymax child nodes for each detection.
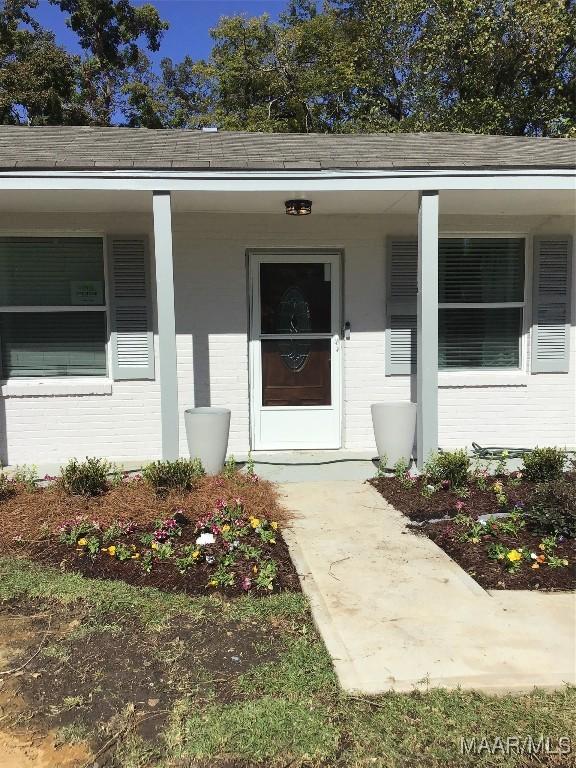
<box><xmin>417</xmin><ymin>191</ymin><xmax>439</xmax><ymax>468</ymax></box>
<box><xmin>152</xmin><ymin>191</ymin><xmax>179</xmax><ymax>459</ymax></box>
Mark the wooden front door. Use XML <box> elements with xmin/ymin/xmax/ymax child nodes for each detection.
<box><xmin>249</xmin><ymin>252</ymin><xmax>342</xmax><ymax>450</ymax></box>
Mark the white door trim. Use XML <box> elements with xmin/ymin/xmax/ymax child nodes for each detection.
<box><xmin>248</xmin><ymin>249</ymin><xmax>343</xmax><ymax>450</ymax></box>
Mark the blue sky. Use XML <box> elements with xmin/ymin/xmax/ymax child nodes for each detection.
<box><xmin>32</xmin><ymin>1</ymin><xmax>287</xmax><ymax>65</ymax></box>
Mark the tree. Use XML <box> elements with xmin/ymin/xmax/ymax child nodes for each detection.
<box><xmin>0</xmin><ymin>0</ymin><xmax>81</xmax><ymax>124</ymax></box>
<box><xmin>50</xmin><ymin>0</ymin><xmax>168</xmax><ymax>125</ymax></box>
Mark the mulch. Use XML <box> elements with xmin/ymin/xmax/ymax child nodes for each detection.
<box><xmin>28</xmin><ymin>526</ymin><xmax>301</xmax><ymax>597</ymax></box>
<box><xmin>424</xmin><ymin>522</ymin><xmax>575</xmax><ymax>591</ymax></box>
<box><xmin>0</xmin><ymin>474</ymin><xmax>301</xmax><ymax>597</ymax></box>
<box><xmin>369</xmin><ymin>475</ymin><xmax>535</xmax><ymax>522</ymax></box>
<box><xmin>0</xmin><ymin>474</ymin><xmax>289</xmax><ymax>552</ymax></box>
<box><xmin>370</xmin><ymin>475</ymin><xmax>575</xmax><ymax>592</ymax></box>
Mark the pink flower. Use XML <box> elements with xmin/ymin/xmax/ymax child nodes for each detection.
<box><xmin>441</xmin><ymin>479</ymin><xmax>450</xmax><ymax>490</ymax></box>
<box><xmin>455</xmin><ymin>500</ymin><xmax>465</xmax><ymax>512</ymax></box>
<box><xmin>241</xmin><ymin>576</ymin><xmax>252</xmax><ymax>591</ymax></box>
<box><xmin>211</xmin><ymin>524</ymin><xmax>221</xmax><ymax>535</ymax></box>
<box><xmin>215</xmin><ymin>499</ymin><xmax>226</xmax><ymax>511</ymax></box>
<box><xmin>234</xmin><ymin>498</ymin><xmax>243</xmax><ymax>507</ymax></box>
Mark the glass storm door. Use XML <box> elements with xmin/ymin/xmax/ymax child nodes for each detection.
<box><xmin>249</xmin><ymin>252</ymin><xmax>342</xmax><ymax>450</ymax></box>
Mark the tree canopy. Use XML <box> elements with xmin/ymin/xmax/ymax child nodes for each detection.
<box><xmin>2</xmin><ymin>0</ymin><xmax>575</xmax><ymax>136</ymax></box>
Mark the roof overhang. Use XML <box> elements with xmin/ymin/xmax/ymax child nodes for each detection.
<box><xmin>0</xmin><ymin>166</ymin><xmax>574</xmax><ymax>193</ymax></box>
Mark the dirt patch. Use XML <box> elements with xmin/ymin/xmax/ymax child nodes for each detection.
<box><xmin>424</xmin><ymin>522</ymin><xmax>575</xmax><ymax>591</ymax></box>
<box><xmin>0</xmin><ymin>597</ymin><xmax>283</xmax><ymax>762</ymax></box>
<box><xmin>0</xmin><ymin>730</ymin><xmax>90</xmax><ymax>768</ymax></box>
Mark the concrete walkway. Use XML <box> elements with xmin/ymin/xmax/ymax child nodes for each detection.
<box><xmin>281</xmin><ymin>481</ymin><xmax>576</xmax><ymax>694</ymax></box>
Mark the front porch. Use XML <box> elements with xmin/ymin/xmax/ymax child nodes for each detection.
<box><xmin>0</xmin><ymin>184</ymin><xmax>574</xmax><ymax>468</ymax></box>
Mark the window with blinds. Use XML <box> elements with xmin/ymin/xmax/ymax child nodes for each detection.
<box><xmin>438</xmin><ymin>238</ymin><xmax>525</xmax><ymax>370</ymax></box>
<box><xmin>0</xmin><ymin>237</ymin><xmax>107</xmax><ymax>378</ymax></box>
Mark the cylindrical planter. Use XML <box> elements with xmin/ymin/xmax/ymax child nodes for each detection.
<box><xmin>184</xmin><ymin>407</ymin><xmax>231</xmax><ymax>475</ymax></box>
<box><xmin>371</xmin><ymin>402</ymin><xmax>417</xmax><ymax>468</ymax></box>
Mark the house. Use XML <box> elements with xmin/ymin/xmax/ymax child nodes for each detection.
<box><xmin>0</xmin><ymin>127</ymin><xmax>574</xmax><ymax>469</ymax></box>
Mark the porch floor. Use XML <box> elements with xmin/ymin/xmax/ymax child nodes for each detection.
<box><xmin>281</xmin><ymin>480</ymin><xmax>575</xmax><ymax>694</ymax></box>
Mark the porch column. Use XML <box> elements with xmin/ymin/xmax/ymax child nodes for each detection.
<box><xmin>152</xmin><ymin>191</ymin><xmax>179</xmax><ymax>460</ymax></box>
<box><xmin>416</xmin><ymin>190</ymin><xmax>439</xmax><ymax>469</ymax></box>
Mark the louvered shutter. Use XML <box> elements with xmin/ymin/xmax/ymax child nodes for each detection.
<box><xmin>386</xmin><ymin>238</ymin><xmax>418</xmax><ymax>374</ymax></box>
<box><xmin>531</xmin><ymin>237</ymin><xmax>572</xmax><ymax>374</ymax></box>
<box><xmin>107</xmin><ymin>236</ymin><xmax>155</xmax><ymax>380</ymax></box>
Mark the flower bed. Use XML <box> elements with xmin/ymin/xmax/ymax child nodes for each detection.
<box><xmin>0</xmin><ymin>460</ymin><xmax>300</xmax><ymax>597</ymax></box>
<box><xmin>371</xmin><ymin>449</ymin><xmax>575</xmax><ymax>591</ymax></box>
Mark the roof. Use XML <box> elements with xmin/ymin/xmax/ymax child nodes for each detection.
<box><xmin>0</xmin><ymin>126</ymin><xmax>574</xmax><ymax>171</ymax></box>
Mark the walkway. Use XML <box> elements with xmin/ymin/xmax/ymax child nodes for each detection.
<box><xmin>281</xmin><ymin>481</ymin><xmax>576</xmax><ymax>694</ymax></box>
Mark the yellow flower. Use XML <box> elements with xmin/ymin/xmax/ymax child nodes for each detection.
<box><xmin>252</xmin><ymin>565</ymin><xmax>258</xmax><ymax>574</ymax></box>
<box><xmin>562</xmin><ymin>559</ymin><xmax>569</xmax><ymax>566</ymax></box>
<box><xmin>192</xmin><ymin>550</ymin><xmax>200</xmax><ymax>559</ymax></box>
<box><xmin>250</xmin><ymin>517</ymin><xmax>261</xmax><ymax>529</ymax></box>
<box><xmin>221</xmin><ymin>524</ymin><xmax>230</xmax><ymax>533</ymax></box>
<box><xmin>106</xmin><ymin>546</ymin><xmax>116</xmax><ymax>557</ymax></box>
<box><xmin>507</xmin><ymin>549</ymin><xmax>522</xmax><ymax>562</ymax></box>
<box><xmin>492</xmin><ymin>481</ymin><xmax>503</xmax><ymax>493</ymax></box>
<box><xmin>77</xmin><ymin>538</ymin><xmax>87</xmax><ymax>547</ymax></box>
<box><xmin>131</xmin><ymin>553</ymin><xmax>140</xmax><ymax>560</ymax></box>
<box><xmin>208</xmin><ymin>579</ymin><xmax>218</xmax><ymax>587</ymax></box>
<box><xmin>271</xmin><ymin>521</ymin><xmax>278</xmax><ymax>530</ymax></box>
<box><xmin>151</xmin><ymin>541</ymin><xmax>159</xmax><ymax>550</ymax></box>
<box><xmin>270</xmin><ymin>539</ymin><xmax>276</xmax><ymax>545</ymax></box>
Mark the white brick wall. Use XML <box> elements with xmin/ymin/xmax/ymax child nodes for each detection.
<box><xmin>0</xmin><ymin>209</ymin><xmax>574</xmax><ymax>465</ymax></box>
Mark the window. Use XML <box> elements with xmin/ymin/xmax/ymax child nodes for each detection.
<box><xmin>438</xmin><ymin>238</ymin><xmax>525</xmax><ymax>369</ymax></box>
<box><xmin>0</xmin><ymin>237</ymin><xmax>107</xmax><ymax>378</ymax></box>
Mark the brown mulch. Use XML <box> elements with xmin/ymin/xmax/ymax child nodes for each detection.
<box><xmin>370</xmin><ymin>475</ymin><xmax>575</xmax><ymax>592</ymax></box>
<box><xmin>369</xmin><ymin>475</ymin><xmax>535</xmax><ymax>522</ymax></box>
<box><xmin>425</xmin><ymin>522</ymin><xmax>576</xmax><ymax>591</ymax></box>
<box><xmin>28</xmin><ymin>527</ymin><xmax>300</xmax><ymax>597</ymax></box>
<box><xmin>0</xmin><ymin>474</ymin><xmax>289</xmax><ymax>553</ymax></box>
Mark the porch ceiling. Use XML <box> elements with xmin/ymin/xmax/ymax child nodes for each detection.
<box><xmin>0</xmin><ymin>188</ymin><xmax>573</xmax><ymax>216</ymax></box>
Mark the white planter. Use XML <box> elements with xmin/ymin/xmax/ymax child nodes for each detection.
<box><xmin>184</xmin><ymin>407</ymin><xmax>231</xmax><ymax>475</ymax></box>
<box><xmin>371</xmin><ymin>402</ymin><xmax>417</xmax><ymax>467</ymax></box>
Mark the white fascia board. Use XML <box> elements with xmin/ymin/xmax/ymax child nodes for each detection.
<box><xmin>0</xmin><ymin>167</ymin><xmax>574</xmax><ymax>192</ymax></box>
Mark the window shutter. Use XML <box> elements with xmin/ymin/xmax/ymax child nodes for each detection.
<box><xmin>108</xmin><ymin>236</ymin><xmax>155</xmax><ymax>380</ymax></box>
<box><xmin>531</xmin><ymin>237</ymin><xmax>572</xmax><ymax>374</ymax></box>
<box><xmin>386</xmin><ymin>238</ymin><xmax>418</xmax><ymax>375</ymax></box>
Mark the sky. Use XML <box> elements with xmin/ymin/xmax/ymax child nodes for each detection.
<box><xmin>32</xmin><ymin>1</ymin><xmax>288</xmax><ymax>66</ymax></box>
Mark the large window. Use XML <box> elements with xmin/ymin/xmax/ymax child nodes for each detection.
<box><xmin>438</xmin><ymin>238</ymin><xmax>525</xmax><ymax>370</ymax></box>
<box><xmin>0</xmin><ymin>237</ymin><xmax>107</xmax><ymax>378</ymax></box>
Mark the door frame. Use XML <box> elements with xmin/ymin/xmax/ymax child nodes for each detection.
<box><xmin>247</xmin><ymin>248</ymin><xmax>344</xmax><ymax>450</ymax></box>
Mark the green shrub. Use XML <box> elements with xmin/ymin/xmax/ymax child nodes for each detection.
<box><xmin>12</xmin><ymin>464</ymin><xmax>37</xmax><ymax>491</ymax></box>
<box><xmin>424</xmin><ymin>449</ymin><xmax>470</xmax><ymax>488</ymax></box>
<box><xmin>524</xmin><ymin>480</ymin><xmax>576</xmax><ymax>538</ymax></box>
<box><xmin>522</xmin><ymin>447</ymin><xmax>566</xmax><ymax>483</ymax></box>
<box><xmin>0</xmin><ymin>472</ymin><xmax>14</xmax><ymax>501</ymax></box>
<box><xmin>142</xmin><ymin>458</ymin><xmax>204</xmax><ymax>493</ymax></box>
<box><xmin>60</xmin><ymin>457</ymin><xmax>112</xmax><ymax>497</ymax></box>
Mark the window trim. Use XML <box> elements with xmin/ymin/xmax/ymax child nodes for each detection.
<box><xmin>437</xmin><ymin>233</ymin><xmax>530</xmax><ymax>374</ymax></box>
<box><xmin>0</xmin><ymin>231</ymin><xmax>111</xmax><ymax>382</ymax></box>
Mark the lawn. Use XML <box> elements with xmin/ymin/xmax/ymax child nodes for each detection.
<box><xmin>1</xmin><ymin>556</ymin><xmax>575</xmax><ymax>768</ymax></box>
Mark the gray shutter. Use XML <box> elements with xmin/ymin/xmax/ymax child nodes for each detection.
<box><xmin>531</xmin><ymin>237</ymin><xmax>572</xmax><ymax>374</ymax></box>
<box><xmin>108</xmin><ymin>236</ymin><xmax>155</xmax><ymax>380</ymax></box>
<box><xmin>386</xmin><ymin>238</ymin><xmax>418</xmax><ymax>374</ymax></box>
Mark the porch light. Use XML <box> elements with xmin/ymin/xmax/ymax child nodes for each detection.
<box><xmin>285</xmin><ymin>199</ymin><xmax>312</xmax><ymax>216</ymax></box>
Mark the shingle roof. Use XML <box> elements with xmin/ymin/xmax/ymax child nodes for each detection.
<box><xmin>0</xmin><ymin>126</ymin><xmax>574</xmax><ymax>171</ymax></box>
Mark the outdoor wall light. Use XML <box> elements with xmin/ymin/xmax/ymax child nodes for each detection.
<box><xmin>285</xmin><ymin>199</ymin><xmax>312</xmax><ymax>216</ymax></box>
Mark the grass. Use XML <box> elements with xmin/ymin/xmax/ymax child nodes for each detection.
<box><xmin>0</xmin><ymin>555</ymin><xmax>575</xmax><ymax>768</ymax></box>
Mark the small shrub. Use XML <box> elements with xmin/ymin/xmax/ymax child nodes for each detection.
<box><xmin>524</xmin><ymin>480</ymin><xmax>576</xmax><ymax>538</ymax></box>
<box><xmin>12</xmin><ymin>464</ymin><xmax>37</xmax><ymax>491</ymax></box>
<box><xmin>522</xmin><ymin>447</ymin><xmax>566</xmax><ymax>483</ymax></box>
<box><xmin>60</xmin><ymin>457</ymin><xmax>112</xmax><ymax>497</ymax></box>
<box><xmin>424</xmin><ymin>449</ymin><xmax>470</xmax><ymax>489</ymax></box>
<box><xmin>0</xmin><ymin>472</ymin><xmax>15</xmax><ymax>501</ymax></box>
<box><xmin>142</xmin><ymin>458</ymin><xmax>204</xmax><ymax>493</ymax></box>
<box><xmin>223</xmin><ymin>455</ymin><xmax>237</xmax><ymax>479</ymax></box>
